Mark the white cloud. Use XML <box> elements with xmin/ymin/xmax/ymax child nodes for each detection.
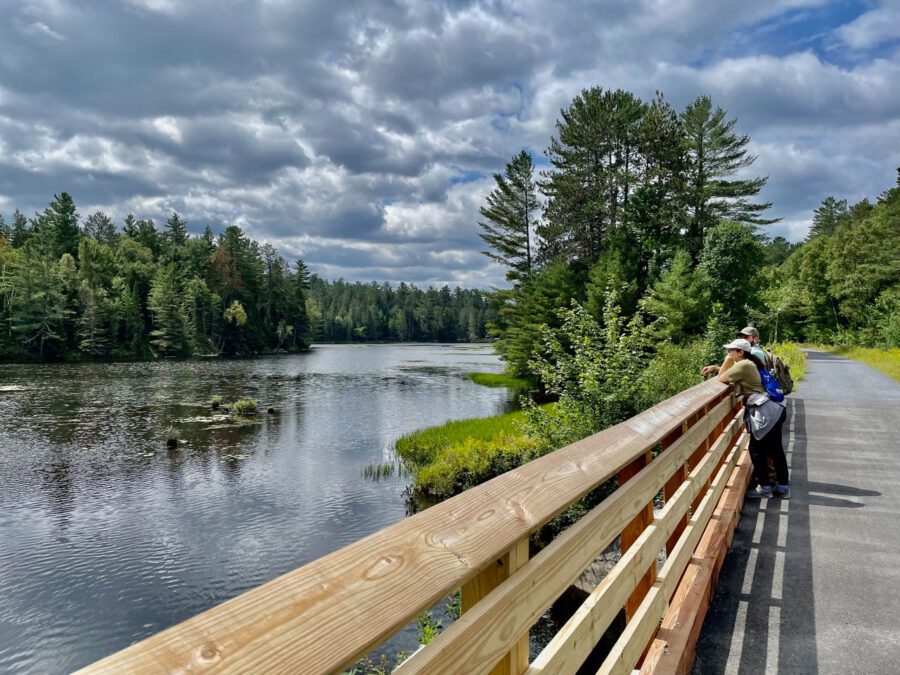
<box><xmin>837</xmin><ymin>1</ymin><xmax>900</xmax><ymax>49</ymax></box>
<box><xmin>20</xmin><ymin>20</ymin><xmax>65</xmax><ymax>41</ymax></box>
<box><xmin>0</xmin><ymin>0</ymin><xmax>897</xmax><ymax>283</ymax></box>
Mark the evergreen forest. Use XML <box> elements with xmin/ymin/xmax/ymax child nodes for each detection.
<box><xmin>476</xmin><ymin>88</ymin><xmax>899</xmax><ymax>377</ymax></box>
<box><xmin>1</xmin><ymin>87</ymin><xmax>896</xmax><ymax>367</ymax></box>
<box><xmin>0</xmin><ymin>199</ymin><xmax>494</xmax><ymax>361</ymax></box>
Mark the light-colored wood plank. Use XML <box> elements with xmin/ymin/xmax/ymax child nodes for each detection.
<box><xmin>640</xmin><ymin>448</ymin><xmax>753</xmax><ymax>675</ymax></box>
<box><xmin>459</xmin><ymin>538</ymin><xmax>530</xmax><ymax>675</ymax></box>
<box><xmin>596</xmin><ymin>434</ymin><xmax>745</xmax><ymax>675</ymax></box>
<box><xmin>525</xmin><ymin>412</ymin><xmax>741</xmax><ymax>675</ymax></box>
<box><xmin>394</xmin><ymin>397</ymin><xmax>736</xmax><ymax>675</ymax></box>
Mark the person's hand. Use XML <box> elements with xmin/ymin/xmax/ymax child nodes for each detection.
<box><xmin>700</xmin><ymin>365</ymin><xmax>719</xmax><ymax>377</ymax></box>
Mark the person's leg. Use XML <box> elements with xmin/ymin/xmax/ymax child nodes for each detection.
<box><xmin>768</xmin><ymin>410</ymin><xmax>791</xmax><ymax>499</ymax></box>
<box><xmin>769</xmin><ymin>408</ymin><xmax>790</xmax><ymax>488</ymax></box>
<box><xmin>747</xmin><ymin>433</ymin><xmax>773</xmax><ymax>491</ymax></box>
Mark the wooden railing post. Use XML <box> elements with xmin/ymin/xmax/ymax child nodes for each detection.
<box><xmin>663</xmin><ymin>421</ymin><xmax>690</xmax><ymax>554</ymax></box>
<box><xmin>461</xmin><ymin>537</ymin><xmax>530</xmax><ymax>674</ymax></box>
<box><xmin>619</xmin><ymin>450</ymin><xmax>655</xmax><ymax>619</ymax></box>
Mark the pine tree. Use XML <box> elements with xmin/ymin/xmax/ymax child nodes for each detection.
<box><xmin>807</xmin><ymin>196</ymin><xmax>848</xmax><ymax>240</ymax></box>
<box><xmin>681</xmin><ymin>96</ymin><xmax>776</xmax><ymax>261</ymax></box>
<box><xmin>147</xmin><ymin>265</ymin><xmax>190</xmax><ymax>356</ymax></box>
<box><xmin>765</xmin><ymin>236</ymin><xmax>799</xmax><ymax>266</ymax></box>
<box><xmin>10</xmin><ymin>210</ymin><xmax>30</xmax><ymax>248</ymax></box>
<box><xmin>540</xmin><ymin>88</ymin><xmax>646</xmax><ymax>263</ymax></box>
<box><xmin>164</xmin><ymin>212</ymin><xmax>189</xmax><ymax>247</ymax></box>
<box><xmin>36</xmin><ymin>193</ymin><xmax>81</xmax><ymax>259</ymax></box>
<box><xmin>0</xmin><ymin>214</ymin><xmax>9</xmax><ymax>242</ymax></box>
<box><xmin>111</xmin><ymin>277</ymin><xmax>145</xmax><ymax>352</ymax></box>
<box><xmin>491</xmin><ymin>261</ymin><xmax>581</xmax><ymax>376</ymax></box>
<box><xmin>478</xmin><ymin>150</ymin><xmax>538</xmax><ymax>283</ymax></box>
<box><xmin>77</xmin><ymin>281</ymin><xmax>111</xmax><ymax>356</ymax></box>
<box><xmin>627</xmin><ymin>92</ymin><xmax>687</xmax><ymax>277</ymax></box>
<box><xmin>8</xmin><ymin>256</ymin><xmax>69</xmax><ymax>357</ymax></box>
<box><xmin>83</xmin><ymin>211</ymin><xmax>118</xmax><ymax>245</ymax></box>
<box><xmin>640</xmin><ymin>250</ymin><xmax>710</xmax><ymax>343</ymax></box>
<box><xmin>294</xmin><ymin>259</ymin><xmax>311</xmax><ymax>289</ymax></box>
<box><xmin>123</xmin><ymin>216</ymin><xmax>162</xmax><ymax>257</ymax></box>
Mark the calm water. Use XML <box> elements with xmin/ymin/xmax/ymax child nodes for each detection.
<box><xmin>0</xmin><ymin>344</ymin><xmax>515</xmax><ymax>673</ymax></box>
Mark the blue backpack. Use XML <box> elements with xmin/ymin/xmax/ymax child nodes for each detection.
<box><xmin>758</xmin><ymin>368</ymin><xmax>785</xmax><ymax>402</ymax></box>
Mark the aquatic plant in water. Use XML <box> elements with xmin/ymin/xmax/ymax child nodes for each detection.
<box><xmin>230</xmin><ymin>399</ymin><xmax>258</xmax><ymax>415</ymax></box>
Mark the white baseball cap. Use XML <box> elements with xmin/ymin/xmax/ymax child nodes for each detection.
<box><xmin>723</xmin><ymin>338</ymin><xmax>752</xmax><ymax>352</ymax></box>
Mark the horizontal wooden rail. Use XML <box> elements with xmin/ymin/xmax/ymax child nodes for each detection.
<box><xmin>526</xmin><ymin>411</ymin><xmax>743</xmax><ymax>675</ymax></box>
<box><xmin>79</xmin><ymin>379</ymin><xmax>737</xmax><ymax>675</ymax></box>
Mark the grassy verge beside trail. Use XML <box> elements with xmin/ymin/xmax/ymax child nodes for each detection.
<box><xmin>771</xmin><ymin>342</ymin><xmax>808</xmax><ymax>384</ymax></box>
<box><xmin>807</xmin><ymin>344</ymin><xmax>900</xmax><ymax>382</ymax></box>
<box><xmin>467</xmin><ymin>372</ymin><xmax>533</xmax><ymax>388</ymax></box>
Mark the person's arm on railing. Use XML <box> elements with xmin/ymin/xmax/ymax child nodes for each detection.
<box><xmin>701</xmin><ymin>354</ymin><xmax>734</xmax><ymax>378</ymax></box>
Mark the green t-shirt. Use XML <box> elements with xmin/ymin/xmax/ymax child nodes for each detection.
<box><xmin>725</xmin><ymin>359</ymin><xmax>764</xmax><ymax>396</ymax></box>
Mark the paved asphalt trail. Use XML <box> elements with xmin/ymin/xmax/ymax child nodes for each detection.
<box><xmin>693</xmin><ymin>350</ymin><xmax>900</xmax><ymax>674</ymax></box>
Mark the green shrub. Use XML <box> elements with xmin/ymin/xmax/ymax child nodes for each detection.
<box><xmin>638</xmin><ymin>341</ymin><xmax>708</xmax><ymax>409</ymax></box>
<box><xmin>231</xmin><ymin>398</ymin><xmax>258</xmax><ymax>415</ymax></box>
<box><xmin>524</xmin><ymin>296</ymin><xmax>651</xmax><ymax>452</ymax></box>
<box><xmin>211</xmin><ymin>395</ymin><xmax>223</xmax><ymax>409</ymax></box>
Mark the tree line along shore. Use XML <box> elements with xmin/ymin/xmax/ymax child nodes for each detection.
<box><xmin>0</xmin><ymin>203</ymin><xmax>495</xmax><ymax>361</ymax></box>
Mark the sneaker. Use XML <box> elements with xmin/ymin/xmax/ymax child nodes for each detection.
<box><xmin>747</xmin><ymin>485</ymin><xmax>773</xmax><ymax>498</ymax></box>
<box><xmin>775</xmin><ymin>485</ymin><xmax>791</xmax><ymax>499</ymax></box>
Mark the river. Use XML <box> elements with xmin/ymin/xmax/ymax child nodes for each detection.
<box><xmin>0</xmin><ymin>344</ymin><xmax>515</xmax><ymax>673</ymax></box>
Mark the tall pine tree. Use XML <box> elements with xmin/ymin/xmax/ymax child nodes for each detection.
<box><xmin>681</xmin><ymin>96</ymin><xmax>776</xmax><ymax>261</ymax></box>
<box><xmin>807</xmin><ymin>196</ymin><xmax>848</xmax><ymax>240</ymax></box>
<box><xmin>478</xmin><ymin>150</ymin><xmax>538</xmax><ymax>283</ymax></box>
<box><xmin>540</xmin><ymin>87</ymin><xmax>646</xmax><ymax>264</ymax></box>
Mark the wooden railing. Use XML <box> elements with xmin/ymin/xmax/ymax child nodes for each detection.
<box><xmin>79</xmin><ymin>378</ymin><xmax>752</xmax><ymax>674</ymax></box>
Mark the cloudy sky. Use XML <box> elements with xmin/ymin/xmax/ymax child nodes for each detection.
<box><xmin>0</xmin><ymin>0</ymin><xmax>898</xmax><ymax>287</ymax></box>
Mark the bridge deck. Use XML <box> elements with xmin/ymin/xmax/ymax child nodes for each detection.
<box><xmin>694</xmin><ymin>349</ymin><xmax>900</xmax><ymax>674</ymax></box>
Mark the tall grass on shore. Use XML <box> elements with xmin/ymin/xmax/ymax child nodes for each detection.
<box><xmin>466</xmin><ymin>372</ymin><xmax>532</xmax><ymax>389</ymax></box>
<box><xmin>395</xmin><ymin>408</ymin><xmax>533</xmax><ymax>467</ymax></box>
<box><xmin>394</xmin><ymin>407</ymin><xmax>552</xmax><ymax>500</ymax></box>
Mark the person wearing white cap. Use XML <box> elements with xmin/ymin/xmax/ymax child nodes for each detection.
<box><xmin>701</xmin><ymin>338</ymin><xmax>790</xmax><ymax>499</ymax></box>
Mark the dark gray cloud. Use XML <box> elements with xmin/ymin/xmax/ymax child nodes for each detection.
<box><xmin>0</xmin><ymin>0</ymin><xmax>898</xmax><ymax>287</ymax></box>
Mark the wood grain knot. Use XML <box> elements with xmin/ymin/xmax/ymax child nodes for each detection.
<box><xmin>476</xmin><ymin>509</ymin><xmax>496</xmax><ymax>522</ymax></box>
<box><xmin>197</xmin><ymin>642</ymin><xmax>221</xmax><ymax>663</ymax></box>
<box><xmin>364</xmin><ymin>554</ymin><xmax>405</xmax><ymax>580</ymax></box>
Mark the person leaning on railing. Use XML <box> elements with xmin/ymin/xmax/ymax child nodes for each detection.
<box><xmin>701</xmin><ymin>339</ymin><xmax>791</xmax><ymax>499</ymax></box>
<box><xmin>737</xmin><ymin>325</ymin><xmax>770</xmax><ymax>369</ymax></box>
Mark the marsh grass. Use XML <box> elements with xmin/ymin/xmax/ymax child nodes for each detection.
<box><xmin>395</xmin><ymin>407</ymin><xmax>538</xmax><ymax>467</ymax></box>
<box><xmin>394</xmin><ymin>406</ymin><xmax>554</xmax><ymax>501</ymax></box>
<box><xmin>230</xmin><ymin>398</ymin><xmax>258</xmax><ymax>415</ymax></box>
<box><xmin>466</xmin><ymin>372</ymin><xmax>532</xmax><ymax>389</ymax></box>
<box><xmin>362</xmin><ymin>459</ymin><xmax>412</xmax><ymax>481</ymax></box>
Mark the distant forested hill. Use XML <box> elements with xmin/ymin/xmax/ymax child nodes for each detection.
<box><xmin>306</xmin><ymin>275</ymin><xmax>495</xmax><ymax>343</ymax></box>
